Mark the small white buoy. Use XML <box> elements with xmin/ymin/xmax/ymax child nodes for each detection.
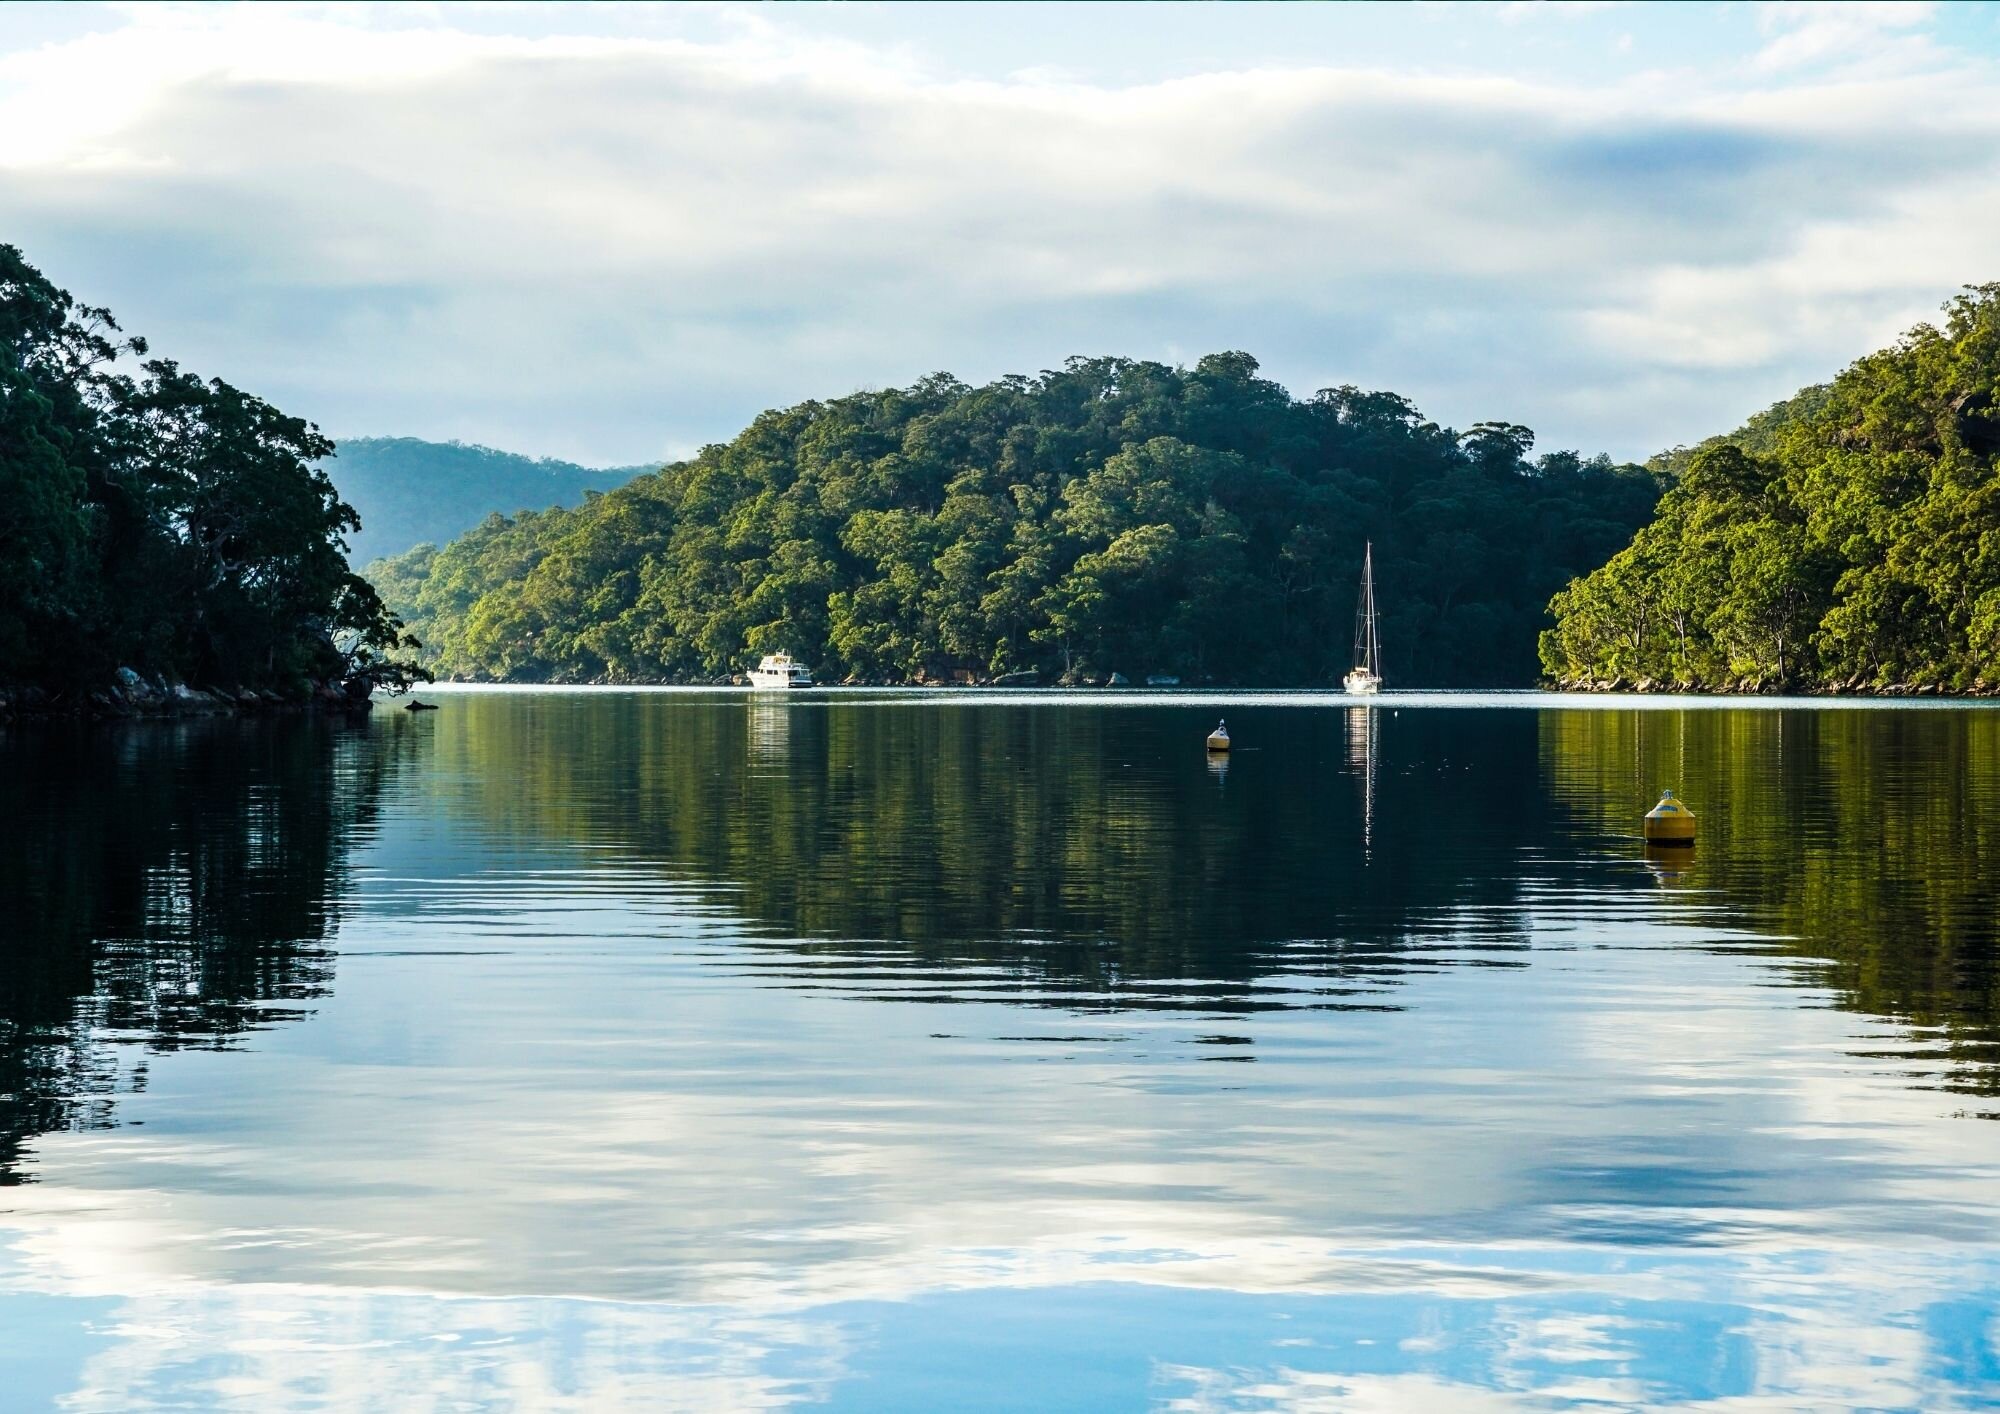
<box><xmin>1206</xmin><ymin>719</ymin><xmax>1231</xmax><ymax>752</ymax></box>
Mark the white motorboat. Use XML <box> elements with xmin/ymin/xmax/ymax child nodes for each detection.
<box><xmin>748</xmin><ymin>652</ymin><xmax>813</xmax><ymax>689</ymax></box>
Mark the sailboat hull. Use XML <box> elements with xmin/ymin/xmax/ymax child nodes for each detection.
<box><xmin>1343</xmin><ymin>671</ymin><xmax>1381</xmax><ymax>695</ymax></box>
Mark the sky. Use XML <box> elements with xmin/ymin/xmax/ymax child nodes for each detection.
<box><xmin>4</xmin><ymin>1</ymin><xmax>2000</xmax><ymax>467</ymax></box>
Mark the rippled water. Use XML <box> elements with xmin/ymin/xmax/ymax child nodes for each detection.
<box><xmin>2</xmin><ymin>691</ymin><xmax>1997</xmax><ymax>1410</ymax></box>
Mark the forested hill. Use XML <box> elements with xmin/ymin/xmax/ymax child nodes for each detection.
<box><xmin>1542</xmin><ymin>286</ymin><xmax>2000</xmax><ymax>693</ymax></box>
<box><xmin>0</xmin><ymin>244</ymin><xmax>416</xmax><ymax>701</ymax></box>
<box><xmin>327</xmin><ymin>438</ymin><xmax>651</xmax><ymax>565</ymax></box>
<box><xmin>363</xmin><ymin>354</ymin><xmax>1659</xmax><ymax>686</ymax></box>
<box><xmin>1642</xmin><ymin>383</ymin><xmax>1832</xmax><ymax>481</ymax></box>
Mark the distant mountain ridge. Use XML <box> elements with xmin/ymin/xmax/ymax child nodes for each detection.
<box><xmin>327</xmin><ymin>437</ymin><xmax>654</xmax><ymax>566</ymax></box>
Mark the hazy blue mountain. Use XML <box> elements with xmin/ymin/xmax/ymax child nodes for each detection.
<box><xmin>327</xmin><ymin>437</ymin><xmax>654</xmax><ymax>565</ymax></box>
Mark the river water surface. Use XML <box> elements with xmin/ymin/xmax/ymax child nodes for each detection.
<box><xmin>2</xmin><ymin>691</ymin><xmax>1997</xmax><ymax>1410</ymax></box>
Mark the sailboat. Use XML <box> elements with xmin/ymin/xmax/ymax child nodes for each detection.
<box><xmin>1344</xmin><ymin>542</ymin><xmax>1383</xmax><ymax>695</ymax></box>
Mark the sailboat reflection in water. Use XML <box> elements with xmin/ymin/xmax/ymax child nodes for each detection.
<box><xmin>1347</xmin><ymin>705</ymin><xmax>1377</xmax><ymax>859</ymax></box>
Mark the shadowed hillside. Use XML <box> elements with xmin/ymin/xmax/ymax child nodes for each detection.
<box><xmin>331</xmin><ymin>437</ymin><xmax>652</xmax><ymax>565</ymax></box>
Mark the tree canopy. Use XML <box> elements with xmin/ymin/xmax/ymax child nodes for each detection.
<box><xmin>0</xmin><ymin>245</ymin><xmax>418</xmax><ymax>697</ymax></box>
<box><xmin>367</xmin><ymin>355</ymin><xmax>1658</xmax><ymax>686</ymax></box>
<box><xmin>1543</xmin><ymin>286</ymin><xmax>2000</xmax><ymax>692</ymax></box>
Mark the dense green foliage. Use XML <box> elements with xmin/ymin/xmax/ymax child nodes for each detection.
<box><xmin>1544</xmin><ymin>287</ymin><xmax>2000</xmax><ymax>690</ymax></box>
<box><xmin>0</xmin><ymin>246</ymin><xmax>417</xmax><ymax>695</ymax></box>
<box><xmin>327</xmin><ymin>437</ymin><xmax>647</xmax><ymax>565</ymax></box>
<box><xmin>367</xmin><ymin>355</ymin><xmax>1657</xmax><ymax>685</ymax></box>
<box><xmin>1642</xmin><ymin>382</ymin><xmax>1832</xmax><ymax>481</ymax></box>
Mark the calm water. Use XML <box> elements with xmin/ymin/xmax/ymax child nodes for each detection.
<box><xmin>2</xmin><ymin>691</ymin><xmax>1998</xmax><ymax>1411</ymax></box>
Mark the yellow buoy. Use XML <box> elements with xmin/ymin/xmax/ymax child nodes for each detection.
<box><xmin>1643</xmin><ymin>789</ymin><xmax>1696</xmax><ymax>847</ymax></box>
<box><xmin>1206</xmin><ymin>719</ymin><xmax>1231</xmax><ymax>752</ymax></box>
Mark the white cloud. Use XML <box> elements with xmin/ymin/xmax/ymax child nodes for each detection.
<box><xmin>1497</xmin><ymin>1</ymin><xmax>1622</xmax><ymax>24</ymax></box>
<box><xmin>0</xmin><ymin>3</ymin><xmax>1995</xmax><ymax>466</ymax></box>
<box><xmin>1753</xmin><ymin>2</ymin><xmax>1938</xmax><ymax>74</ymax></box>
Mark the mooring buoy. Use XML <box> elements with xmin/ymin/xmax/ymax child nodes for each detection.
<box><xmin>1643</xmin><ymin>789</ymin><xmax>1695</xmax><ymax>847</ymax></box>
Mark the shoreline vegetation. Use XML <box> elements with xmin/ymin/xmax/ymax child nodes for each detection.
<box><xmin>1550</xmin><ymin>677</ymin><xmax>2000</xmax><ymax>699</ymax></box>
<box><xmin>364</xmin><ymin>359</ymin><xmax>1658</xmax><ymax>689</ymax></box>
<box><xmin>1542</xmin><ymin>286</ymin><xmax>2000</xmax><ymax>697</ymax></box>
<box><xmin>12</xmin><ymin>236</ymin><xmax>2000</xmax><ymax>708</ymax></box>
<box><xmin>0</xmin><ymin>246</ymin><xmax>426</xmax><ymax>719</ymax></box>
<box><xmin>365</xmin><ymin>295</ymin><xmax>2000</xmax><ymax>699</ymax></box>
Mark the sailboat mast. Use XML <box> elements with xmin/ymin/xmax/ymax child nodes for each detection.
<box><xmin>1354</xmin><ymin>541</ymin><xmax>1378</xmax><ymax>672</ymax></box>
<box><xmin>1365</xmin><ymin>543</ymin><xmax>1380</xmax><ymax>673</ymax></box>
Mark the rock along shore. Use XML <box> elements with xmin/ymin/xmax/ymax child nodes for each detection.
<box><xmin>1548</xmin><ymin>675</ymin><xmax>2000</xmax><ymax>698</ymax></box>
<box><xmin>0</xmin><ymin>668</ymin><xmax>377</xmax><ymax>722</ymax></box>
<box><xmin>413</xmin><ymin>669</ymin><xmax>1177</xmax><ymax>689</ymax></box>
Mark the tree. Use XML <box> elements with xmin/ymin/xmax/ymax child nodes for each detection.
<box><xmin>0</xmin><ymin>245</ymin><xmax>424</xmax><ymax>698</ymax></box>
<box><xmin>1545</xmin><ymin>285</ymin><xmax>2000</xmax><ymax>691</ymax></box>
<box><xmin>366</xmin><ymin>350</ymin><xmax>1659</xmax><ymax>686</ymax></box>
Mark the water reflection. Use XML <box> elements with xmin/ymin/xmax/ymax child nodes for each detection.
<box><xmin>1</xmin><ymin>695</ymin><xmax>1997</xmax><ymax>1410</ymax></box>
<box><xmin>746</xmin><ymin>696</ymin><xmax>793</xmax><ymax>765</ymax></box>
<box><xmin>0</xmin><ymin>716</ymin><xmax>412</xmax><ymax>1178</ymax></box>
<box><xmin>409</xmin><ymin>696</ymin><xmax>1544</xmax><ymax>1009</ymax></box>
<box><xmin>374</xmin><ymin>697</ymin><xmax>2000</xmax><ymax>1085</ymax></box>
<box><xmin>1541</xmin><ymin>707</ymin><xmax>2000</xmax><ymax>1093</ymax></box>
<box><xmin>1346</xmin><ymin>704</ymin><xmax>1377</xmax><ymax>857</ymax></box>
<box><xmin>1643</xmin><ymin>842</ymin><xmax>1699</xmax><ymax>888</ymax></box>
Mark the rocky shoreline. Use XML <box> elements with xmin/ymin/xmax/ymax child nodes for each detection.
<box><xmin>1549</xmin><ymin>675</ymin><xmax>2000</xmax><ymax>698</ymax></box>
<box><xmin>25</xmin><ymin>667</ymin><xmax>1967</xmax><ymax>702</ymax></box>
<box><xmin>0</xmin><ymin>669</ymin><xmax>378</xmax><ymax>721</ymax></box>
<box><xmin>415</xmin><ymin>670</ymin><xmax>1181</xmax><ymax>689</ymax></box>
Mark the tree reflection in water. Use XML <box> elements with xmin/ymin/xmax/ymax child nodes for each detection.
<box><xmin>1541</xmin><ymin>705</ymin><xmax>2000</xmax><ymax>1099</ymax></box>
<box><xmin>0</xmin><ymin>715</ymin><xmax>419</xmax><ymax>1180</ymax></box>
<box><xmin>416</xmin><ymin>694</ymin><xmax>1546</xmax><ymax>1010</ymax></box>
<box><xmin>3</xmin><ymin>694</ymin><xmax>1996</xmax><ymax>1195</ymax></box>
<box><xmin>409</xmin><ymin>694</ymin><xmax>1999</xmax><ymax>1100</ymax></box>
